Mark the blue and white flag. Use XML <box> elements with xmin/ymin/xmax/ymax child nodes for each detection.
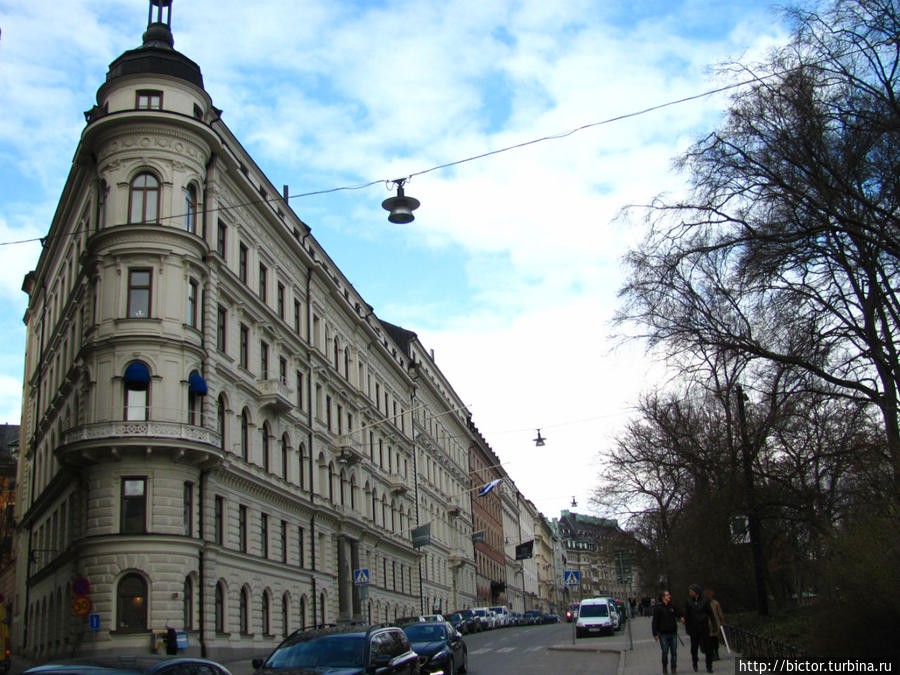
<box><xmin>477</xmin><ymin>479</ymin><xmax>502</xmax><ymax>497</ymax></box>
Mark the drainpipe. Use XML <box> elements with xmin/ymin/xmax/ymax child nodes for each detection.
<box><xmin>198</xmin><ymin>468</ymin><xmax>208</xmax><ymax>657</ymax></box>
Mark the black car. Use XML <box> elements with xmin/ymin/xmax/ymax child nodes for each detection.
<box><xmin>542</xmin><ymin>613</ymin><xmax>560</xmax><ymax>624</ymax></box>
<box><xmin>523</xmin><ymin>610</ymin><xmax>543</xmax><ymax>625</ymax></box>
<box><xmin>253</xmin><ymin>623</ymin><xmax>419</xmax><ymax>674</ymax></box>
<box><xmin>401</xmin><ymin>622</ymin><xmax>467</xmax><ymax>675</ymax></box>
<box><xmin>24</xmin><ymin>656</ymin><xmax>232</xmax><ymax>675</ymax></box>
<box><xmin>445</xmin><ymin>611</ymin><xmax>476</xmax><ymax>635</ymax></box>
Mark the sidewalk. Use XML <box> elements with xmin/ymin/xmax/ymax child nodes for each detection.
<box><xmin>623</xmin><ymin>617</ymin><xmax>738</xmax><ymax>675</ymax></box>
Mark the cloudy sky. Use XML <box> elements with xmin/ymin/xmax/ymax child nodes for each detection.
<box><xmin>0</xmin><ymin>0</ymin><xmax>791</xmax><ymax>519</ymax></box>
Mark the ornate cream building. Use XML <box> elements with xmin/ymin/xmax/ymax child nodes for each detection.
<box><xmin>13</xmin><ymin>1</ymin><xmax>486</xmax><ymax>662</ymax></box>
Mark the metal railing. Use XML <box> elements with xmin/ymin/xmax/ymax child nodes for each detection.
<box><xmin>723</xmin><ymin>624</ymin><xmax>806</xmax><ymax>660</ymax></box>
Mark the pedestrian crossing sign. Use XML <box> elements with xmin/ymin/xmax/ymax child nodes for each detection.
<box><xmin>564</xmin><ymin>570</ymin><xmax>580</xmax><ymax>587</ymax></box>
<box><xmin>354</xmin><ymin>568</ymin><xmax>370</xmax><ymax>585</ymax></box>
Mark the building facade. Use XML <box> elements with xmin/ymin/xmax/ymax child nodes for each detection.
<box><xmin>11</xmin><ymin>2</ymin><xmax>485</xmax><ymax>661</ymax></box>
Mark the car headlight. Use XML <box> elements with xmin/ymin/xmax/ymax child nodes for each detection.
<box><xmin>430</xmin><ymin>648</ymin><xmax>451</xmax><ymax>664</ymax></box>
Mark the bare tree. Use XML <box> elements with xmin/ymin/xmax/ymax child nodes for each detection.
<box><xmin>617</xmin><ymin>0</ymin><xmax>900</xmax><ymax>499</ymax></box>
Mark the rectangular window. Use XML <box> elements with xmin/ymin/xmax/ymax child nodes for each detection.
<box><xmin>121</xmin><ymin>477</ymin><xmax>146</xmax><ymax>534</ymax></box>
<box><xmin>294</xmin><ymin>300</ymin><xmax>301</xmax><ymax>334</ymax></box>
<box><xmin>183</xmin><ymin>482</ymin><xmax>193</xmax><ymax>537</ymax></box>
<box><xmin>261</xmin><ymin>341</ymin><xmax>269</xmax><ymax>379</ymax></box>
<box><xmin>296</xmin><ymin>371</ymin><xmax>304</xmax><ymax>409</ymax></box>
<box><xmin>214</xmin><ymin>495</ymin><xmax>224</xmax><ymax>545</ymax></box>
<box><xmin>239</xmin><ymin>244</ymin><xmax>248</xmax><ymax>283</ymax></box>
<box><xmin>277</xmin><ymin>283</ymin><xmax>285</xmax><ymax>320</ymax></box>
<box><xmin>187</xmin><ymin>279</ymin><xmax>198</xmax><ymax>328</ymax></box>
<box><xmin>127</xmin><ymin>269</ymin><xmax>151</xmax><ymax>318</ymax></box>
<box><xmin>261</xmin><ymin>513</ymin><xmax>269</xmax><ymax>558</ymax></box>
<box><xmin>240</xmin><ymin>324</ymin><xmax>249</xmax><ymax>369</ymax></box>
<box><xmin>217</xmin><ymin>221</ymin><xmax>227</xmax><ymax>258</ymax></box>
<box><xmin>259</xmin><ymin>263</ymin><xmax>268</xmax><ymax>302</ymax></box>
<box><xmin>239</xmin><ymin>505</ymin><xmax>248</xmax><ymax>553</ymax></box>
<box><xmin>217</xmin><ymin>305</ymin><xmax>227</xmax><ymax>352</ymax></box>
<box><xmin>326</xmin><ymin>396</ymin><xmax>332</xmax><ymax>431</ymax></box>
<box><xmin>279</xmin><ymin>357</ymin><xmax>287</xmax><ymax>385</ymax></box>
<box><xmin>298</xmin><ymin>526</ymin><xmax>305</xmax><ymax>568</ymax></box>
<box><xmin>281</xmin><ymin>520</ymin><xmax>288</xmax><ymax>563</ymax></box>
<box><xmin>125</xmin><ymin>388</ymin><xmax>148</xmax><ymax>421</ymax></box>
<box><xmin>136</xmin><ymin>89</ymin><xmax>162</xmax><ymax>110</ymax></box>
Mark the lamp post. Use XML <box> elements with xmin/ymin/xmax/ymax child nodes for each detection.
<box><xmin>736</xmin><ymin>384</ymin><xmax>768</xmax><ymax>616</ymax></box>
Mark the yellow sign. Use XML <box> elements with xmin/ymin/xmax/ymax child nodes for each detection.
<box><xmin>72</xmin><ymin>597</ymin><xmax>92</xmax><ymax>616</ymax></box>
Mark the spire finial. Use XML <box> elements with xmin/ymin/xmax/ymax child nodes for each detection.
<box><xmin>143</xmin><ymin>0</ymin><xmax>175</xmax><ymax>49</ymax></box>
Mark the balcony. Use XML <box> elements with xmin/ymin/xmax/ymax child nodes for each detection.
<box><xmin>60</xmin><ymin>421</ymin><xmax>223</xmax><ymax>464</ymax></box>
<box><xmin>385</xmin><ymin>473</ymin><xmax>408</xmax><ymax>495</ymax></box>
<box><xmin>259</xmin><ymin>378</ymin><xmax>293</xmax><ymax>412</ymax></box>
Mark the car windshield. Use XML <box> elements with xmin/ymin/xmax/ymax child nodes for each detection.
<box><xmin>403</xmin><ymin>624</ymin><xmax>446</xmax><ymax>642</ymax></box>
<box><xmin>580</xmin><ymin>604</ymin><xmax>609</xmax><ymax>618</ymax></box>
<box><xmin>265</xmin><ymin>633</ymin><xmax>365</xmax><ymax>668</ymax></box>
<box><xmin>473</xmin><ymin>609</ymin><xmax>486</xmax><ymax>617</ymax></box>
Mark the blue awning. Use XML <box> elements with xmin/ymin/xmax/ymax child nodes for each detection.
<box><xmin>188</xmin><ymin>372</ymin><xmax>208</xmax><ymax>395</ymax></box>
<box><xmin>123</xmin><ymin>362</ymin><xmax>151</xmax><ymax>389</ymax></box>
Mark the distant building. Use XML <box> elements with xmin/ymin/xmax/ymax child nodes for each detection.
<box><xmin>554</xmin><ymin>510</ymin><xmax>638</xmax><ymax>601</ymax></box>
<box><xmin>0</xmin><ymin>424</ymin><xmax>18</xmax><ymax>611</ymax></box>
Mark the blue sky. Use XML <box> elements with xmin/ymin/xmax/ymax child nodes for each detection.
<box><xmin>0</xmin><ymin>0</ymin><xmax>790</xmax><ymax>518</ymax></box>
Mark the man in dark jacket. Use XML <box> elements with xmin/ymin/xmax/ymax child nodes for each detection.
<box><xmin>684</xmin><ymin>584</ymin><xmax>716</xmax><ymax>673</ymax></box>
<box><xmin>652</xmin><ymin>590</ymin><xmax>681</xmax><ymax>673</ymax></box>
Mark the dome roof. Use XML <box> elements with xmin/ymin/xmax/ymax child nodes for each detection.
<box><xmin>105</xmin><ymin>1</ymin><xmax>204</xmax><ymax>89</ymax></box>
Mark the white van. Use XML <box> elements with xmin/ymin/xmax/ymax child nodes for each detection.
<box><xmin>489</xmin><ymin>605</ymin><xmax>512</xmax><ymax>627</ymax></box>
<box><xmin>575</xmin><ymin>597</ymin><xmax>615</xmax><ymax>637</ymax></box>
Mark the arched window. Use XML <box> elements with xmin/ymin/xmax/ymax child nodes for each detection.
<box><xmin>281</xmin><ymin>434</ymin><xmax>289</xmax><ymax>479</ymax></box>
<box><xmin>239</xmin><ymin>587</ymin><xmax>250</xmax><ymax>635</ymax></box>
<box><xmin>188</xmin><ymin>370</ymin><xmax>207</xmax><ymax>426</ymax></box>
<box><xmin>129</xmin><ymin>173</ymin><xmax>160</xmax><ymax>224</ymax></box>
<box><xmin>215</xmin><ymin>582</ymin><xmax>225</xmax><ymax>633</ymax></box>
<box><xmin>262</xmin><ymin>592</ymin><xmax>271</xmax><ymax>636</ymax></box>
<box><xmin>184</xmin><ymin>184</ymin><xmax>198</xmax><ymax>233</ymax></box>
<box><xmin>327</xmin><ymin>462</ymin><xmax>335</xmax><ymax>502</ymax></box>
<box><xmin>116</xmin><ymin>573</ymin><xmax>148</xmax><ymax>632</ymax></box>
<box><xmin>298</xmin><ymin>443</ymin><xmax>306</xmax><ymax>489</ymax></box>
<box><xmin>123</xmin><ymin>361</ymin><xmax>150</xmax><ymax>421</ymax></box>
<box><xmin>333</xmin><ymin>337</ymin><xmax>339</xmax><ymax>370</ymax></box>
<box><xmin>241</xmin><ymin>410</ymin><xmax>249</xmax><ymax>460</ymax></box>
<box><xmin>299</xmin><ymin>596</ymin><xmax>306</xmax><ymax>630</ymax></box>
<box><xmin>320</xmin><ymin>592</ymin><xmax>326</xmax><ymax>624</ymax></box>
<box><xmin>261</xmin><ymin>424</ymin><xmax>270</xmax><ymax>472</ymax></box>
<box><xmin>183</xmin><ymin>576</ymin><xmax>193</xmax><ymax>630</ymax></box>
<box><xmin>282</xmin><ymin>593</ymin><xmax>290</xmax><ymax>637</ymax></box>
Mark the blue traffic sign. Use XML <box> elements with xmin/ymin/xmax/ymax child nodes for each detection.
<box><xmin>89</xmin><ymin>613</ymin><xmax>100</xmax><ymax>630</ymax></box>
<box><xmin>353</xmin><ymin>568</ymin><xmax>370</xmax><ymax>585</ymax></box>
<box><xmin>564</xmin><ymin>570</ymin><xmax>581</xmax><ymax>587</ymax></box>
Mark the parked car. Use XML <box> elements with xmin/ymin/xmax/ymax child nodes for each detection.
<box><xmin>420</xmin><ymin>614</ymin><xmax>445</xmax><ymax>623</ymax></box>
<box><xmin>402</xmin><ymin>621</ymin><xmax>468</xmax><ymax>674</ymax></box>
<box><xmin>575</xmin><ymin>597</ymin><xmax>615</xmax><ymax>638</ymax></box>
<box><xmin>510</xmin><ymin>612</ymin><xmax>524</xmax><ymax>626</ymax></box>
<box><xmin>252</xmin><ymin>623</ymin><xmax>419</xmax><ymax>674</ymax></box>
<box><xmin>607</xmin><ymin>598</ymin><xmax>621</xmax><ymax>630</ymax></box>
<box><xmin>524</xmin><ymin>610</ymin><xmax>543</xmax><ymax>625</ymax></box>
<box><xmin>542</xmin><ymin>613</ymin><xmax>561</xmax><ymax>624</ymax></box>
<box><xmin>396</xmin><ymin>616</ymin><xmax>426</xmax><ymax>626</ymax></box>
<box><xmin>24</xmin><ymin>656</ymin><xmax>232</xmax><ymax>675</ymax></box>
<box><xmin>565</xmin><ymin>602</ymin><xmax>580</xmax><ymax>622</ymax></box>
<box><xmin>446</xmin><ymin>611</ymin><xmax>476</xmax><ymax>634</ymax></box>
<box><xmin>470</xmin><ymin>607</ymin><xmax>492</xmax><ymax>630</ymax></box>
<box><xmin>488</xmin><ymin>605</ymin><xmax>511</xmax><ymax>628</ymax></box>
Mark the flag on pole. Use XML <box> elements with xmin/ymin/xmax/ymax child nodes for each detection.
<box><xmin>477</xmin><ymin>479</ymin><xmax>502</xmax><ymax>497</ymax></box>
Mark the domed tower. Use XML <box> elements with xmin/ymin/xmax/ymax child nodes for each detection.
<box><xmin>17</xmin><ymin>0</ymin><xmax>224</xmax><ymax>658</ymax></box>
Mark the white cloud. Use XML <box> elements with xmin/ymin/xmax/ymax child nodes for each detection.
<box><xmin>0</xmin><ymin>0</ymin><xmax>790</xmax><ymax>516</ymax></box>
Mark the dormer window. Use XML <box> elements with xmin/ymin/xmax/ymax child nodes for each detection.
<box><xmin>136</xmin><ymin>90</ymin><xmax>163</xmax><ymax>110</ymax></box>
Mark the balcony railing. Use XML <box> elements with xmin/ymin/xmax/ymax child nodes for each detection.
<box><xmin>64</xmin><ymin>420</ymin><xmax>221</xmax><ymax>447</ymax></box>
<box><xmin>259</xmin><ymin>378</ymin><xmax>293</xmax><ymax>412</ymax></box>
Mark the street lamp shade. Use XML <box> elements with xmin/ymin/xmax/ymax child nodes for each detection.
<box><xmin>382</xmin><ymin>182</ymin><xmax>420</xmax><ymax>224</ymax></box>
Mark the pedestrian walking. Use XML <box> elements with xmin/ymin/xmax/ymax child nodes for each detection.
<box><xmin>652</xmin><ymin>590</ymin><xmax>682</xmax><ymax>674</ymax></box>
<box><xmin>684</xmin><ymin>584</ymin><xmax>716</xmax><ymax>673</ymax></box>
<box><xmin>703</xmin><ymin>588</ymin><xmax>725</xmax><ymax>660</ymax></box>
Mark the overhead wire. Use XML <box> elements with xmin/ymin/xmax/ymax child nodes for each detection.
<box><xmin>0</xmin><ymin>66</ymin><xmax>781</xmax><ymax>250</ymax></box>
